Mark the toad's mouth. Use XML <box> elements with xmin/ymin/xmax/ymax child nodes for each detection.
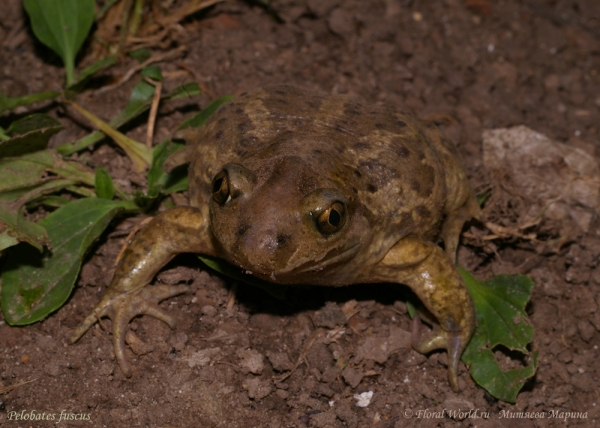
<box><xmin>278</xmin><ymin>241</ymin><xmax>362</xmax><ymax>276</ymax></box>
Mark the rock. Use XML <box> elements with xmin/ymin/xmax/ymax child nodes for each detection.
<box><xmin>483</xmin><ymin>126</ymin><xmax>600</xmax><ymax>238</ymax></box>
<box><xmin>237</xmin><ymin>348</ymin><xmax>265</xmax><ymax>375</ymax></box>
<box><xmin>342</xmin><ymin>366</ymin><xmax>363</xmax><ymax>388</ymax></box>
<box><xmin>187</xmin><ymin>347</ymin><xmax>221</xmax><ymax>368</ymax></box>
<box><xmin>354</xmin><ymin>326</ymin><xmax>411</xmax><ymax>364</ymax></box>
<box><xmin>244</xmin><ymin>377</ymin><xmax>272</xmax><ymax>400</ymax></box>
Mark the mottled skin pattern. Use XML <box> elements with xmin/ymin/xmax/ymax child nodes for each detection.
<box><xmin>70</xmin><ymin>85</ymin><xmax>480</xmax><ymax>392</ymax></box>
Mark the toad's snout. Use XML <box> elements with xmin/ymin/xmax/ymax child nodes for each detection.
<box><xmin>232</xmin><ymin>221</ymin><xmax>296</xmax><ymax>275</ymax></box>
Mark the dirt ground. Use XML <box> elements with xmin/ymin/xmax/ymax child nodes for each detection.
<box><xmin>1</xmin><ymin>0</ymin><xmax>600</xmax><ymax>427</ymax></box>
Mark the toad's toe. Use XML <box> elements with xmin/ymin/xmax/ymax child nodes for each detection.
<box><xmin>69</xmin><ymin>284</ymin><xmax>188</xmax><ymax>376</ymax></box>
<box><xmin>411</xmin><ymin>315</ymin><xmax>469</xmax><ymax>392</ymax></box>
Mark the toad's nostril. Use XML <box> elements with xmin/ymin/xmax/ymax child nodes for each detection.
<box><xmin>276</xmin><ymin>234</ymin><xmax>289</xmax><ymax>246</ymax></box>
<box><xmin>237</xmin><ymin>224</ymin><xmax>250</xmax><ymax>236</ymax></box>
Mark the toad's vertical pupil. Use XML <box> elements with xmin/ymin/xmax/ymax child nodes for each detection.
<box><xmin>213</xmin><ymin>177</ymin><xmax>223</xmax><ymax>193</ymax></box>
<box><xmin>329</xmin><ymin>209</ymin><xmax>341</xmax><ymax>226</ymax></box>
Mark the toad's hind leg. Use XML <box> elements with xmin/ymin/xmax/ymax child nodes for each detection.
<box><xmin>365</xmin><ymin>236</ymin><xmax>476</xmax><ymax>392</ymax></box>
<box><xmin>69</xmin><ymin>206</ymin><xmax>217</xmax><ymax>377</ymax></box>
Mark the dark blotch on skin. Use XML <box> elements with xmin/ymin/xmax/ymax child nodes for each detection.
<box><xmin>415</xmin><ymin>164</ymin><xmax>435</xmax><ymax>197</ymax></box>
<box><xmin>218</xmin><ymin>117</ymin><xmax>227</xmax><ymax>125</ymax></box>
<box><xmin>396</xmin><ymin>212</ymin><xmax>415</xmax><ymax>234</ymax></box>
<box><xmin>373</xmin><ymin>117</ymin><xmax>409</xmax><ymax>134</ymax></box>
<box><xmin>238</xmin><ymin>122</ymin><xmax>251</xmax><ymax>132</ymax></box>
<box><xmin>235</xmin><ymin>107</ymin><xmax>244</xmax><ymax>115</ymax></box>
<box><xmin>354</xmin><ymin>169</ymin><xmax>362</xmax><ymax>177</ymax></box>
<box><xmin>415</xmin><ymin>204</ymin><xmax>431</xmax><ymax>219</ymax></box>
<box><xmin>397</xmin><ymin>146</ymin><xmax>410</xmax><ymax>158</ymax></box>
<box><xmin>215</xmin><ymin>130</ymin><xmax>224</xmax><ymax>140</ymax></box>
<box><xmin>366</xmin><ymin>183</ymin><xmax>377</xmax><ymax>193</ymax></box>
<box><xmin>410</xmin><ymin>180</ymin><xmax>421</xmax><ymax>192</ymax></box>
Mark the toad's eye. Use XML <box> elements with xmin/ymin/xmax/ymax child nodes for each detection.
<box><xmin>211</xmin><ymin>170</ymin><xmax>230</xmax><ymax>205</ymax></box>
<box><xmin>317</xmin><ymin>201</ymin><xmax>346</xmax><ymax>234</ymax></box>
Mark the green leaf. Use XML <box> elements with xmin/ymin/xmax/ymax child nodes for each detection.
<box><xmin>169</xmin><ymin>82</ymin><xmax>201</xmax><ymax>100</ymax></box>
<box><xmin>0</xmin><ymin>91</ymin><xmax>61</xmax><ymax>115</ymax></box>
<box><xmin>0</xmin><ymin>150</ymin><xmax>56</xmax><ymax>201</ymax></box>
<box><xmin>147</xmin><ymin>139</ymin><xmax>188</xmax><ymax>198</ymax></box>
<box><xmin>460</xmin><ymin>268</ymin><xmax>537</xmax><ymax>403</ymax></box>
<box><xmin>178</xmin><ymin>95</ymin><xmax>235</xmax><ymax>130</ymax></box>
<box><xmin>129</xmin><ymin>48</ymin><xmax>151</xmax><ymax>63</ymax></box>
<box><xmin>68</xmin><ymin>101</ymin><xmax>152</xmax><ymax>172</ymax></box>
<box><xmin>0</xmin><ymin>114</ymin><xmax>63</xmax><ymax>158</ymax></box>
<box><xmin>70</xmin><ymin>55</ymin><xmax>117</xmax><ymax>91</ymax></box>
<box><xmin>0</xmin><ymin>148</ymin><xmax>105</xmax><ymax>205</ymax></box>
<box><xmin>0</xmin><ymin>202</ymin><xmax>49</xmax><ymax>252</ymax></box>
<box><xmin>141</xmin><ymin>65</ymin><xmax>163</xmax><ymax>81</ymax></box>
<box><xmin>57</xmin><ymin>80</ymin><xmax>156</xmax><ymax>156</ymax></box>
<box><xmin>94</xmin><ymin>167</ymin><xmax>114</xmax><ymax>200</ymax></box>
<box><xmin>115</xmin><ymin>80</ymin><xmax>157</xmax><ymax>123</ymax></box>
<box><xmin>23</xmin><ymin>0</ymin><xmax>96</xmax><ymax>87</ymax></box>
<box><xmin>406</xmin><ymin>299</ymin><xmax>418</xmax><ymax>318</ymax></box>
<box><xmin>1</xmin><ymin>198</ymin><xmax>137</xmax><ymax>325</ymax></box>
<box><xmin>476</xmin><ymin>191</ymin><xmax>490</xmax><ymax>207</ymax></box>
<box><xmin>28</xmin><ymin>195</ymin><xmax>71</xmax><ymax>208</ymax></box>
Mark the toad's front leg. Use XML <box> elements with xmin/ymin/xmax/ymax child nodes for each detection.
<box><xmin>363</xmin><ymin>236</ymin><xmax>475</xmax><ymax>392</ymax></box>
<box><xmin>69</xmin><ymin>206</ymin><xmax>217</xmax><ymax>377</ymax></box>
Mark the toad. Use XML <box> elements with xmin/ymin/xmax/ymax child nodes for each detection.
<box><xmin>70</xmin><ymin>85</ymin><xmax>480</xmax><ymax>392</ymax></box>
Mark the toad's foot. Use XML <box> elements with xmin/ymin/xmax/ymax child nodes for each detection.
<box><xmin>411</xmin><ymin>314</ymin><xmax>469</xmax><ymax>392</ymax></box>
<box><xmin>363</xmin><ymin>236</ymin><xmax>475</xmax><ymax>392</ymax></box>
<box><xmin>69</xmin><ymin>284</ymin><xmax>188</xmax><ymax>377</ymax></box>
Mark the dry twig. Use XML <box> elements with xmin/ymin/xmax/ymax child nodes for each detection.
<box><xmin>144</xmin><ymin>77</ymin><xmax>163</xmax><ymax>147</ymax></box>
<box><xmin>0</xmin><ymin>378</ymin><xmax>37</xmax><ymax>395</ymax></box>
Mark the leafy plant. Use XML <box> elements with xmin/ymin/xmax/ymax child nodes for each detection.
<box><xmin>460</xmin><ymin>268</ymin><xmax>537</xmax><ymax>403</ymax></box>
<box><xmin>0</xmin><ymin>0</ymin><xmax>210</xmax><ymax>323</ymax></box>
<box><xmin>1</xmin><ymin>198</ymin><xmax>136</xmax><ymax>324</ymax></box>
<box><xmin>23</xmin><ymin>0</ymin><xmax>96</xmax><ymax>87</ymax></box>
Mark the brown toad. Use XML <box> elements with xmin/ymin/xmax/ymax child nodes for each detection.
<box><xmin>70</xmin><ymin>85</ymin><xmax>480</xmax><ymax>391</ymax></box>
